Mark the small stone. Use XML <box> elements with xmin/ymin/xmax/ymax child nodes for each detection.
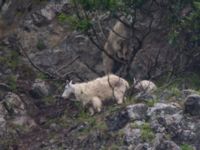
<box><xmin>30</xmin><ymin>79</ymin><xmax>50</xmax><ymax>99</ymax></box>
<box><xmin>126</xmin><ymin>103</ymin><xmax>148</xmax><ymax>121</ymax></box>
<box><xmin>181</xmin><ymin>89</ymin><xmax>198</xmax><ymax>98</ymax></box>
<box><xmin>184</xmin><ymin>94</ymin><xmax>200</xmax><ymax>116</ymax></box>
<box><xmin>4</xmin><ymin>92</ymin><xmax>26</xmax><ymax>115</ymax></box>
<box><xmin>9</xmin><ymin>115</ymin><xmax>37</xmax><ymax>129</ymax></box>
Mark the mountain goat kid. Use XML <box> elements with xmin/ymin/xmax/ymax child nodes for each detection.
<box><xmin>134</xmin><ymin>80</ymin><xmax>157</xmax><ymax>93</ymax></box>
<box><xmin>62</xmin><ymin>74</ymin><xmax>129</xmax><ymax>115</ymax></box>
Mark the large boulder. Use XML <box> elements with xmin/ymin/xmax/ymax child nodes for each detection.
<box><xmin>152</xmin><ymin>134</ymin><xmax>181</xmax><ymax>150</ymax></box>
<box><xmin>147</xmin><ymin>103</ymin><xmax>182</xmax><ymax>133</ymax></box>
<box><xmin>0</xmin><ymin>92</ymin><xmax>37</xmax><ymax>135</ymax></box>
<box><xmin>106</xmin><ymin>110</ymin><xmax>129</xmax><ymax>131</ymax></box>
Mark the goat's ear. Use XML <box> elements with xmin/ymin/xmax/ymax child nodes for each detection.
<box><xmin>133</xmin><ymin>78</ymin><xmax>137</xmax><ymax>85</ymax></box>
<box><xmin>66</xmin><ymin>80</ymin><xmax>69</xmax><ymax>84</ymax></box>
<box><xmin>69</xmin><ymin>80</ymin><xmax>73</xmax><ymax>86</ymax></box>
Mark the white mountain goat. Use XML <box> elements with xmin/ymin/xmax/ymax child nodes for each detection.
<box><xmin>62</xmin><ymin>74</ymin><xmax>130</xmax><ymax>115</ymax></box>
<box><xmin>134</xmin><ymin>79</ymin><xmax>157</xmax><ymax>93</ymax></box>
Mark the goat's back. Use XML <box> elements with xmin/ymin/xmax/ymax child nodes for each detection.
<box><xmin>76</xmin><ymin>74</ymin><xmax>129</xmax><ymax>100</ymax></box>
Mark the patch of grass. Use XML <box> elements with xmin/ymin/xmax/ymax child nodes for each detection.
<box><xmin>0</xmin><ymin>50</ymin><xmax>20</xmax><ymax>70</ymax></box>
<box><xmin>43</xmin><ymin>96</ymin><xmax>55</xmax><ymax>105</ymax></box>
<box><xmin>140</xmin><ymin>123</ymin><xmax>155</xmax><ymax>142</ymax></box>
<box><xmin>170</xmin><ymin>87</ymin><xmax>181</xmax><ymax>97</ymax></box>
<box><xmin>180</xmin><ymin>144</ymin><xmax>194</xmax><ymax>150</ymax></box>
<box><xmin>58</xmin><ymin>13</ymin><xmax>69</xmax><ymax>23</ymax></box>
<box><xmin>0</xmin><ymin>137</ymin><xmax>17</xmax><ymax>149</ymax></box>
<box><xmin>129</xmin><ymin>122</ymin><xmax>139</xmax><ymax>128</ymax></box>
<box><xmin>124</xmin><ymin>96</ymin><xmax>136</xmax><ymax>105</ymax></box>
<box><xmin>57</xmin><ymin>13</ymin><xmax>91</xmax><ymax>31</ymax></box>
<box><xmin>73</xmin><ymin>103</ymin><xmax>108</xmax><ymax>133</ymax></box>
<box><xmin>146</xmin><ymin>99</ymin><xmax>157</xmax><ymax>107</ymax></box>
<box><xmin>36</xmin><ymin>39</ymin><xmax>46</xmax><ymax>50</ymax></box>
<box><xmin>19</xmin><ymin>64</ymin><xmax>36</xmax><ymax>79</ymax></box>
<box><xmin>36</xmin><ymin>73</ymin><xmax>49</xmax><ymax>80</ymax></box>
<box><xmin>44</xmin><ymin>116</ymin><xmax>70</xmax><ymax>128</ymax></box>
<box><xmin>109</xmin><ymin>144</ymin><xmax>120</xmax><ymax>150</ymax></box>
<box><xmin>6</xmin><ymin>75</ymin><xmax>17</xmax><ymax>92</ymax></box>
<box><xmin>8</xmin><ymin>123</ymin><xmax>30</xmax><ymax>133</ymax></box>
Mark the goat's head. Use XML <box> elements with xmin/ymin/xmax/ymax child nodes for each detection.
<box><xmin>61</xmin><ymin>80</ymin><xmax>74</xmax><ymax>99</ymax></box>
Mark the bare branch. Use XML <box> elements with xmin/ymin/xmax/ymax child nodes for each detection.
<box><xmin>55</xmin><ymin>55</ymin><xmax>80</xmax><ymax>73</ymax></box>
<box><xmin>17</xmin><ymin>41</ymin><xmax>58</xmax><ymax>79</ymax></box>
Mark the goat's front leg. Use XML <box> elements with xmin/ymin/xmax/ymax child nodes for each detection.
<box><xmin>89</xmin><ymin>107</ymin><xmax>95</xmax><ymax>116</ymax></box>
<box><xmin>91</xmin><ymin>97</ymin><xmax>102</xmax><ymax>113</ymax></box>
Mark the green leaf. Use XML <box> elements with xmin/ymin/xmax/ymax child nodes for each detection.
<box><xmin>193</xmin><ymin>1</ymin><xmax>200</xmax><ymax>10</ymax></box>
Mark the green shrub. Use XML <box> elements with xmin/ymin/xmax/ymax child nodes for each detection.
<box><xmin>6</xmin><ymin>75</ymin><xmax>17</xmax><ymax>92</ymax></box>
<box><xmin>180</xmin><ymin>144</ymin><xmax>194</xmax><ymax>150</ymax></box>
<box><xmin>140</xmin><ymin>123</ymin><xmax>155</xmax><ymax>142</ymax></box>
<box><xmin>36</xmin><ymin>40</ymin><xmax>46</xmax><ymax>50</ymax></box>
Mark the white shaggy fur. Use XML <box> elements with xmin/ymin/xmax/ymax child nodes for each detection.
<box><xmin>134</xmin><ymin>80</ymin><xmax>157</xmax><ymax>93</ymax></box>
<box><xmin>62</xmin><ymin>74</ymin><xmax>129</xmax><ymax>115</ymax></box>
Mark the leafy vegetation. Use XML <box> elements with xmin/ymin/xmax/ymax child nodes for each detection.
<box><xmin>0</xmin><ymin>50</ymin><xmax>20</xmax><ymax>70</ymax></box>
<box><xmin>130</xmin><ymin>122</ymin><xmax>155</xmax><ymax>142</ymax></box>
<box><xmin>43</xmin><ymin>96</ymin><xmax>55</xmax><ymax>105</ymax></box>
<box><xmin>146</xmin><ymin>99</ymin><xmax>157</xmax><ymax>107</ymax></box>
<box><xmin>36</xmin><ymin>39</ymin><xmax>46</xmax><ymax>50</ymax></box>
<box><xmin>140</xmin><ymin>123</ymin><xmax>155</xmax><ymax>142</ymax></box>
<box><xmin>58</xmin><ymin>13</ymin><xmax>91</xmax><ymax>31</ymax></box>
<box><xmin>181</xmin><ymin>144</ymin><xmax>194</xmax><ymax>150</ymax></box>
<box><xmin>6</xmin><ymin>75</ymin><xmax>17</xmax><ymax>92</ymax></box>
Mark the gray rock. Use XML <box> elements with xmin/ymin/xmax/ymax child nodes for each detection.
<box><xmin>0</xmin><ymin>0</ymin><xmax>11</xmax><ymax>15</ymax></box>
<box><xmin>0</xmin><ymin>104</ymin><xmax>7</xmax><ymax>135</ymax></box>
<box><xmin>158</xmin><ymin>89</ymin><xmax>173</xmax><ymax>102</ymax></box>
<box><xmin>184</xmin><ymin>94</ymin><xmax>200</xmax><ymax>116</ymax></box>
<box><xmin>147</xmin><ymin>103</ymin><xmax>182</xmax><ymax>133</ymax></box>
<box><xmin>135</xmin><ymin>92</ymin><xmax>156</xmax><ymax>102</ymax></box>
<box><xmin>152</xmin><ymin>133</ymin><xmax>181</xmax><ymax>150</ymax></box>
<box><xmin>163</xmin><ymin>113</ymin><xmax>183</xmax><ymax>126</ymax></box>
<box><xmin>154</xmin><ymin>140</ymin><xmax>181</xmax><ymax>150</ymax></box>
<box><xmin>134</xmin><ymin>143</ymin><xmax>151</xmax><ymax>150</ymax></box>
<box><xmin>8</xmin><ymin>115</ymin><xmax>37</xmax><ymax>130</ymax></box>
<box><xmin>3</xmin><ymin>92</ymin><xmax>26</xmax><ymax>115</ymax></box>
<box><xmin>32</xmin><ymin>0</ymin><xmax>69</xmax><ymax>26</ymax></box>
<box><xmin>124</xmin><ymin>124</ymin><xmax>142</xmax><ymax>146</ymax></box>
<box><xmin>147</xmin><ymin>103</ymin><xmax>181</xmax><ymax>120</ymax></box>
<box><xmin>181</xmin><ymin>89</ymin><xmax>198</xmax><ymax>98</ymax></box>
<box><xmin>30</xmin><ymin>79</ymin><xmax>50</xmax><ymax>99</ymax></box>
<box><xmin>106</xmin><ymin>110</ymin><xmax>129</xmax><ymax>131</ymax></box>
<box><xmin>126</xmin><ymin>103</ymin><xmax>148</xmax><ymax>121</ymax></box>
<box><xmin>152</xmin><ymin>113</ymin><xmax>183</xmax><ymax>136</ymax></box>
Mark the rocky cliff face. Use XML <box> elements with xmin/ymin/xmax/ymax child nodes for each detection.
<box><xmin>0</xmin><ymin>0</ymin><xmax>200</xmax><ymax>150</ymax></box>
